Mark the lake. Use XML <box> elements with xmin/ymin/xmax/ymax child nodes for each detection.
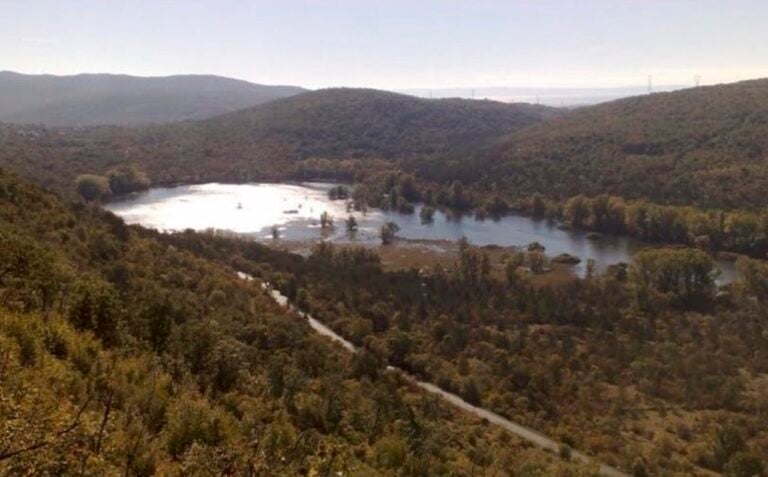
<box><xmin>105</xmin><ymin>182</ymin><xmax>738</xmax><ymax>282</ymax></box>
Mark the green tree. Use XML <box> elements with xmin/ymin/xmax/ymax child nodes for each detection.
<box><xmin>375</xmin><ymin>436</ymin><xmax>408</xmax><ymax>469</ymax></box>
<box><xmin>320</xmin><ymin>211</ymin><xmax>334</xmax><ymax>229</ymax></box>
<box><xmin>76</xmin><ymin>174</ymin><xmax>112</xmax><ymax>202</ymax></box>
<box><xmin>724</xmin><ymin>452</ymin><xmax>765</xmax><ymax>477</ymax></box>
<box><xmin>530</xmin><ymin>193</ymin><xmax>546</xmax><ymax>217</ymax></box>
<box><xmin>67</xmin><ymin>279</ymin><xmax>120</xmax><ymax>346</ymax></box>
<box><xmin>564</xmin><ymin>195</ymin><xmax>590</xmax><ymax>228</ymax></box>
<box><xmin>345</xmin><ymin>215</ymin><xmax>358</xmax><ymax>234</ymax></box>
<box><xmin>448</xmin><ymin>181</ymin><xmax>469</xmax><ymax>209</ymax></box>
<box><xmin>380</xmin><ymin>222</ymin><xmax>400</xmax><ymax>245</ymax></box>
<box><xmin>630</xmin><ymin>248</ymin><xmax>717</xmax><ymax>311</ymax></box>
<box><xmin>106</xmin><ymin>165</ymin><xmax>150</xmax><ymax>195</ymax></box>
<box><xmin>631</xmin><ymin>460</ymin><xmax>649</xmax><ymax>477</ymax></box>
<box><xmin>505</xmin><ymin>251</ymin><xmax>525</xmax><ymax>286</ymax></box>
<box><xmin>420</xmin><ymin>205</ymin><xmax>436</xmax><ymax>223</ymax></box>
<box><xmin>527</xmin><ymin>251</ymin><xmax>548</xmax><ymax>274</ymax></box>
<box><xmin>0</xmin><ymin>230</ymin><xmax>66</xmax><ymax>313</ymax></box>
<box><xmin>737</xmin><ymin>257</ymin><xmax>768</xmax><ymax>302</ymax></box>
<box><xmin>462</xmin><ymin>378</ymin><xmax>481</xmax><ymax>405</ymax></box>
<box><xmin>165</xmin><ymin>394</ymin><xmax>235</xmax><ymax>457</ymax></box>
<box><xmin>327</xmin><ymin>185</ymin><xmax>349</xmax><ymax>200</ymax></box>
<box><xmin>710</xmin><ymin>425</ymin><xmax>747</xmax><ymax>471</ymax></box>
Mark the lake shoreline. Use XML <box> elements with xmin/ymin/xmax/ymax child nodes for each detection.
<box><xmin>104</xmin><ymin>181</ymin><xmax>740</xmax><ymax>284</ymax></box>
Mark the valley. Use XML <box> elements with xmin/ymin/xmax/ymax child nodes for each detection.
<box><xmin>2</xmin><ymin>74</ymin><xmax>768</xmax><ymax>477</ymax></box>
<box><xmin>5</xmin><ymin>3</ymin><xmax>768</xmax><ymax>475</ymax></box>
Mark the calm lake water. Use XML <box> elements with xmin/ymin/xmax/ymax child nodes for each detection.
<box><xmin>105</xmin><ymin>182</ymin><xmax>738</xmax><ymax>282</ymax></box>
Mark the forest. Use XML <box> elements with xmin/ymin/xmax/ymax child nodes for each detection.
<box><xmin>4</xmin><ymin>79</ymin><xmax>768</xmax><ymax>215</ymax></box>
<box><xmin>3</xmin><ymin>78</ymin><xmax>768</xmax><ymax>476</ymax></box>
<box><xmin>172</xmin><ymin>231</ymin><xmax>768</xmax><ymax>475</ymax></box>
<box><xmin>5</xmin><ymin>150</ymin><xmax>767</xmax><ymax>473</ymax></box>
<box><xmin>0</xmin><ymin>88</ymin><xmax>557</xmax><ymax>196</ymax></box>
<box><xmin>472</xmin><ymin>79</ymin><xmax>768</xmax><ymax>209</ymax></box>
<box><xmin>347</xmin><ymin>170</ymin><xmax>768</xmax><ymax>259</ymax></box>
<box><xmin>0</xmin><ymin>168</ymin><xmax>594</xmax><ymax>476</ymax></box>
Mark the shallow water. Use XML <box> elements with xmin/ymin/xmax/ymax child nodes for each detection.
<box><xmin>106</xmin><ymin>182</ymin><xmax>738</xmax><ymax>282</ymax></box>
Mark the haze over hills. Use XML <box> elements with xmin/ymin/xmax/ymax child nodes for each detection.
<box><xmin>0</xmin><ymin>71</ymin><xmax>306</xmax><ymax>126</ymax></box>
<box><xmin>401</xmin><ymin>85</ymin><xmax>687</xmax><ymax>107</ymax></box>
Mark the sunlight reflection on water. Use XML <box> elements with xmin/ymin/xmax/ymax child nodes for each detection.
<box><xmin>105</xmin><ymin>182</ymin><xmax>738</xmax><ymax>282</ymax></box>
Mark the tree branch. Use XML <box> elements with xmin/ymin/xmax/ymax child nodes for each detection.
<box><xmin>0</xmin><ymin>393</ymin><xmax>93</xmax><ymax>462</ymax></box>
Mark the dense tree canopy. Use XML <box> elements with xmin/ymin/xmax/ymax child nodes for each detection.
<box><xmin>474</xmin><ymin>79</ymin><xmax>768</xmax><ymax>209</ymax></box>
<box><xmin>0</xmin><ymin>168</ymin><xmax>590</xmax><ymax>475</ymax></box>
<box><xmin>0</xmin><ymin>89</ymin><xmax>556</xmax><ymax>196</ymax></box>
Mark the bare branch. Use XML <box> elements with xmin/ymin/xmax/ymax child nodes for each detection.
<box><xmin>0</xmin><ymin>393</ymin><xmax>93</xmax><ymax>462</ymax></box>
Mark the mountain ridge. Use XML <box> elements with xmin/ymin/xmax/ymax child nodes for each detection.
<box><xmin>0</xmin><ymin>71</ymin><xmax>306</xmax><ymax>126</ymax></box>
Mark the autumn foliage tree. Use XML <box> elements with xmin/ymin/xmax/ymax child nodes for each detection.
<box><xmin>629</xmin><ymin>248</ymin><xmax>717</xmax><ymax>311</ymax></box>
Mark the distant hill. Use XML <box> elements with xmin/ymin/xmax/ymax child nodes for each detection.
<box><xmin>0</xmin><ymin>88</ymin><xmax>559</xmax><ymax>192</ymax></box>
<box><xmin>400</xmin><ymin>85</ymin><xmax>687</xmax><ymax>107</ymax></box>
<box><xmin>7</xmin><ymin>79</ymin><xmax>768</xmax><ymax>210</ymax></box>
<box><xmin>463</xmin><ymin>79</ymin><xmax>768</xmax><ymax>209</ymax></box>
<box><xmin>0</xmin><ymin>71</ymin><xmax>306</xmax><ymax>126</ymax></box>
<box><xmin>193</xmin><ymin>88</ymin><xmax>559</xmax><ymax>158</ymax></box>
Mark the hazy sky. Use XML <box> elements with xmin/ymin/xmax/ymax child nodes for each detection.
<box><xmin>2</xmin><ymin>0</ymin><xmax>768</xmax><ymax>89</ymax></box>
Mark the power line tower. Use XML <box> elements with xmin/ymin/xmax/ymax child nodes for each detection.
<box><xmin>694</xmin><ymin>75</ymin><xmax>702</xmax><ymax>87</ymax></box>
<box><xmin>647</xmin><ymin>75</ymin><xmax>653</xmax><ymax>94</ymax></box>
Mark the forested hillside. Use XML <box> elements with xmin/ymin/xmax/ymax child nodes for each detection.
<box><xmin>7</xmin><ymin>79</ymin><xmax>768</xmax><ymax>213</ymax></box>
<box><xmin>4</xmin><ymin>73</ymin><xmax>768</xmax><ymax>473</ymax></box>
<box><xmin>0</xmin><ymin>168</ymin><xmax>588</xmax><ymax>475</ymax></box>
<box><xmin>0</xmin><ymin>71</ymin><xmax>305</xmax><ymax>126</ymax></box>
<box><xmin>159</xmin><ymin>227</ymin><xmax>768</xmax><ymax>475</ymax></box>
<box><xmin>466</xmin><ymin>79</ymin><xmax>768</xmax><ymax>209</ymax></box>
<box><xmin>0</xmin><ymin>89</ymin><xmax>558</xmax><ymax>194</ymax></box>
<box><xmin>199</xmin><ymin>88</ymin><xmax>558</xmax><ymax>159</ymax></box>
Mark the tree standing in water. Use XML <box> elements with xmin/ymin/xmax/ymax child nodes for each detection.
<box><xmin>420</xmin><ymin>205</ymin><xmax>435</xmax><ymax>224</ymax></box>
<box><xmin>320</xmin><ymin>211</ymin><xmax>334</xmax><ymax>230</ymax></box>
<box><xmin>380</xmin><ymin>222</ymin><xmax>400</xmax><ymax>245</ymax></box>
<box><xmin>346</xmin><ymin>215</ymin><xmax>358</xmax><ymax>235</ymax></box>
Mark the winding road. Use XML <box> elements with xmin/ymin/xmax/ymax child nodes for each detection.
<box><xmin>239</xmin><ymin>272</ymin><xmax>628</xmax><ymax>477</ymax></box>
